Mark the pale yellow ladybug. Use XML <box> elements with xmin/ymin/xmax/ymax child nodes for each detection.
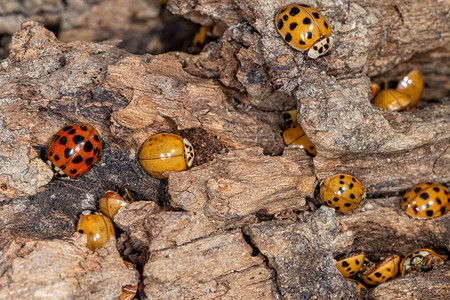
<box><xmin>139</xmin><ymin>133</ymin><xmax>195</xmax><ymax>179</ymax></box>
<box><xmin>320</xmin><ymin>174</ymin><xmax>366</xmax><ymax>213</ymax></box>
<box><xmin>401</xmin><ymin>181</ymin><xmax>450</xmax><ymax>219</ymax></box>
<box><xmin>372</xmin><ymin>89</ymin><xmax>411</xmax><ymax>111</ymax></box>
<box><xmin>274</xmin><ymin>4</ymin><xmax>333</xmax><ymax>59</ymax></box>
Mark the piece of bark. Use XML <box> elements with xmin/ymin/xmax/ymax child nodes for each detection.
<box><xmin>143</xmin><ymin>229</ymin><xmax>278</xmax><ymax>299</ymax></box>
<box><xmin>244</xmin><ymin>207</ymin><xmax>358</xmax><ymax>299</ymax></box>
<box><xmin>0</xmin><ymin>234</ymin><xmax>138</xmax><ymax>300</ymax></box>
<box><xmin>168</xmin><ymin>148</ymin><xmax>315</xmax><ymax>227</ymax></box>
<box><xmin>370</xmin><ymin>263</ymin><xmax>450</xmax><ymax>300</ymax></box>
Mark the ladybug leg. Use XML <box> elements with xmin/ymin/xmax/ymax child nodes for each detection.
<box><xmin>123</xmin><ymin>183</ymin><xmax>134</xmax><ymax>203</ymax></box>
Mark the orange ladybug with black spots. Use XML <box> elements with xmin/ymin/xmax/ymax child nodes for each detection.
<box><xmin>320</xmin><ymin>174</ymin><xmax>366</xmax><ymax>213</ymax></box>
<box><xmin>401</xmin><ymin>181</ymin><xmax>449</xmax><ymax>219</ymax></box>
<box><xmin>274</xmin><ymin>4</ymin><xmax>333</xmax><ymax>59</ymax></box>
<box><xmin>47</xmin><ymin>123</ymin><xmax>101</xmax><ymax>178</ymax></box>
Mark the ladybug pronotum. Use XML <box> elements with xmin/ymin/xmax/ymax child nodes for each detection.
<box><xmin>274</xmin><ymin>4</ymin><xmax>334</xmax><ymax>59</ymax></box>
<box><xmin>371</xmin><ymin>89</ymin><xmax>410</xmax><ymax>111</ymax></box>
<box><xmin>77</xmin><ymin>211</ymin><xmax>115</xmax><ymax>251</ymax></box>
<box><xmin>400</xmin><ymin>248</ymin><xmax>448</xmax><ymax>277</ymax></box>
<box><xmin>99</xmin><ymin>191</ymin><xmax>130</xmax><ymax>219</ymax></box>
<box><xmin>320</xmin><ymin>174</ymin><xmax>366</xmax><ymax>213</ymax></box>
<box><xmin>336</xmin><ymin>252</ymin><xmax>365</xmax><ymax>278</ymax></box>
<box><xmin>396</xmin><ymin>69</ymin><xmax>424</xmax><ymax>108</ymax></box>
<box><xmin>118</xmin><ymin>260</ymin><xmax>139</xmax><ymax>300</ymax></box>
<box><xmin>401</xmin><ymin>181</ymin><xmax>450</xmax><ymax>219</ymax></box>
<box><xmin>282</xmin><ymin>109</ymin><xmax>297</xmax><ymax>125</ymax></box>
<box><xmin>47</xmin><ymin>123</ymin><xmax>101</xmax><ymax>178</ymax></box>
<box><xmin>139</xmin><ymin>133</ymin><xmax>195</xmax><ymax>179</ymax></box>
<box><xmin>359</xmin><ymin>254</ymin><xmax>400</xmax><ymax>286</ymax></box>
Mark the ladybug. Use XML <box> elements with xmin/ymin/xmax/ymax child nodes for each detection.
<box><xmin>396</xmin><ymin>69</ymin><xmax>424</xmax><ymax>108</ymax></box>
<box><xmin>99</xmin><ymin>190</ymin><xmax>131</xmax><ymax>219</ymax></box>
<box><xmin>359</xmin><ymin>254</ymin><xmax>400</xmax><ymax>286</ymax></box>
<box><xmin>346</xmin><ymin>278</ymin><xmax>368</xmax><ymax>295</ymax></box>
<box><xmin>77</xmin><ymin>211</ymin><xmax>115</xmax><ymax>251</ymax></box>
<box><xmin>274</xmin><ymin>4</ymin><xmax>333</xmax><ymax>59</ymax></box>
<box><xmin>47</xmin><ymin>123</ymin><xmax>101</xmax><ymax>178</ymax></box>
<box><xmin>282</xmin><ymin>109</ymin><xmax>297</xmax><ymax>124</ymax></box>
<box><xmin>400</xmin><ymin>248</ymin><xmax>447</xmax><ymax>277</ymax></box>
<box><xmin>320</xmin><ymin>174</ymin><xmax>366</xmax><ymax>213</ymax></box>
<box><xmin>371</xmin><ymin>89</ymin><xmax>410</xmax><ymax>111</ymax></box>
<box><xmin>139</xmin><ymin>133</ymin><xmax>195</xmax><ymax>179</ymax></box>
<box><xmin>283</xmin><ymin>122</ymin><xmax>317</xmax><ymax>156</ymax></box>
<box><xmin>188</xmin><ymin>25</ymin><xmax>213</xmax><ymax>54</ymax></box>
<box><xmin>118</xmin><ymin>260</ymin><xmax>139</xmax><ymax>300</ymax></box>
<box><xmin>336</xmin><ymin>252</ymin><xmax>365</xmax><ymax>278</ymax></box>
<box><xmin>401</xmin><ymin>181</ymin><xmax>450</xmax><ymax>219</ymax></box>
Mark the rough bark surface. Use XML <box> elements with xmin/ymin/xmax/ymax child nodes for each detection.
<box><xmin>0</xmin><ymin>0</ymin><xmax>449</xmax><ymax>299</ymax></box>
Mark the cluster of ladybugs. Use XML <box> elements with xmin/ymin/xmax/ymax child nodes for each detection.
<box><xmin>43</xmin><ymin>3</ymin><xmax>447</xmax><ymax>297</ymax></box>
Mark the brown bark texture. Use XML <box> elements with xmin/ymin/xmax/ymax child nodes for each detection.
<box><xmin>0</xmin><ymin>0</ymin><xmax>449</xmax><ymax>299</ymax></box>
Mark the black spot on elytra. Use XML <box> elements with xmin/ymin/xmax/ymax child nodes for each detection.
<box><xmin>54</xmin><ymin>155</ymin><xmax>59</xmax><ymax>161</ymax></box>
<box><xmin>306</xmin><ymin>31</ymin><xmax>312</xmax><ymax>39</ymax></box>
<box><xmin>63</xmin><ymin>126</ymin><xmax>73</xmax><ymax>132</ymax></box>
<box><xmin>433</xmin><ymin>187</ymin><xmax>440</xmax><ymax>192</ymax></box>
<box><xmin>420</xmin><ymin>193</ymin><xmax>429</xmax><ymax>200</ymax></box>
<box><xmin>440</xmin><ymin>207</ymin><xmax>446</xmax><ymax>215</ymax></box>
<box><xmin>78</xmin><ymin>230</ymin><xmax>84</xmax><ymax>234</ymax></box>
<box><xmin>374</xmin><ymin>272</ymin><xmax>382</xmax><ymax>278</ymax></box>
<box><xmin>352</xmin><ymin>177</ymin><xmax>357</xmax><ymax>182</ymax></box>
<box><xmin>350</xmin><ymin>271</ymin><xmax>355</xmax><ymax>274</ymax></box>
<box><xmin>318</xmin><ymin>47</ymin><xmax>323</xmax><ymax>54</ymax></box>
<box><xmin>84</xmin><ymin>141</ymin><xmax>93</xmax><ymax>152</ymax></box>
<box><xmin>436</xmin><ymin>198</ymin><xmax>442</xmax><ymax>205</ymax></box>
<box><xmin>85</xmin><ymin>157</ymin><xmax>93</xmax><ymax>166</ymax></box>
<box><xmin>277</xmin><ymin>19</ymin><xmax>284</xmax><ymax>30</ymax></box>
<box><xmin>414</xmin><ymin>187</ymin><xmax>422</xmax><ymax>193</ymax></box>
<box><xmin>312</xmin><ymin>12</ymin><xmax>320</xmax><ymax>19</ymax></box>
<box><xmin>289</xmin><ymin>7</ymin><xmax>300</xmax><ymax>16</ymax></box>
<box><xmin>285</xmin><ymin>33</ymin><xmax>292</xmax><ymax>42</ymax></box>
<box><xmin>59</xmin><ymin>137</ymin><xmax>67</xmax><ymax>145</ymax></box>
<box><xmin>340</xmin><ymin>175</ymin><xmax>345</xmax><ymax>179</ymax></box>
<box><xmin>94</xmin><ymin>135</ymin><xmax>100</xmax><ymax>142</ymax></box>
<box><xmin>338</xmin><ymin>187</ymin><xmax>345</xmax><ymax>194</ymax></box>
<box><xmin>349</xmin><ymin>183</ymin><xmax>354</xmax><ymax>189</ymax></box>
<box><xmin>313</xmin><ymin>46</ymin><xmax>318</xmax><ymax>50</ymax></box>
<box><xmin>72</xmin><ymin>155</ymin><xmax>83</xmax><ymax>164</ymax></box>
<box><xmin>289</xmin><ymin>22</ymin><xmax>298</xmax><ymax>30</ymax></box>
<box><xmin>67</xmin><ymin>129</ymin><xmax>76</xmax><ymax>135</ymax></box>
<box><xmin>333</xmin><ymin>197</ymin><xmax>339</xmax><ymax>202</ymax></box>
<box><xmin>355</xmin><ymin>260</ymin><xmax>360</xmax><ymax>265</ymax></box>
<box><xmin>344</xmin><ymin>203</ymin><xmax>351</xmax><ymax>207</ymax></box>
<box><xmin>346</xmin><ymin>267</ymin><xmax>351</xmax><ymax>271</ymax></box>
<box><xmin>64</xmin><ymin>148</ymin><xmax>73</xmax><ymax>159</ymax></box>
<box><xmin>350</xmin><ymin>194</ymin><xmax>355</xmax><ymax>199</ymax></box>
<box><xmin>336</xmin><ymin>206</ymin><xmax>340</xmax><ymax>210</ymax></box>
<box><xmin>324</xmin><ymin>21</ymin><xmax>329</xmax><ymax>29</ymax></box>
<box><xmin>79</xmin><ymin>125</ymin><xmax>88</xmax><ymax>131</ymax></box>
<box><xmin>444</xmin><ymin>190</ymin><xmax>449</xmax><ymax>195</ymax></box>
<box><xmin>328</xmin><ymin>200</ymin><xmax>332</xmax><ymax>204</ymax></box>
<box><xmin>73</xmin><ymin>135</ymin><xmax>84</xmax><ymax>145</ymax></box>
<box><xmin>70</xmin><ymin>169</ymin><xmax>77</xmax><ymax>174</ymax></box>
<box><xmin>48</xmin><ymin>152</ymin><xmax>53</xmax><ymax>156</ymax></box>
<box><xmin>339</xmin><ymin>181</ymin><xmax>344</xmax><ymax>184</ymax></box>
<box><xmin>366</xmin><ymin>277</ymin><xmax>372</xmax><ymax>281</ymax></box>
<box><xmin>426</xmin><ymin>210</ymin><xmax>434</xmax><ymax>217</ymax></box>
<box><xmin>283</xmin><ymin>15</ymin><xmax>288</xmax><ymax>21</ymax></box>
<box><xmin>403</xmin><ymin>197</ymin><xmax>408</xmax><ymax>202</ymax></box>
<box><xmin>303</xmin><ymin>17</ymin><xmax>311</xmax><ymax>25</ymax></box>
<box><xmin>309</xmin><ymin>146</ymin><xmax>314</xmax><ymax>150</ymax></box>
<box><xmin>387</xmin><ymin>268</ymin><xmax>391</xmax><ymax>271</ymax></box>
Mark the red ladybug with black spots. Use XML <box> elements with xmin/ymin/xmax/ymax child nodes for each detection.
<box><xmin>47</xmin><ymin>123</ymin><xmax>101</xmax><ymax>178</ymax></box>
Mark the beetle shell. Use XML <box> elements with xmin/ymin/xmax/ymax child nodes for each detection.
<box><xmin>282</xmin><ymin>122</ymin><xmax>317</xmax><ymax>156</ymax></box>
<box><xmin>139</xmin><ymin>133</ymin><xmax>195</xmax><ymax>179</ymax></box>
<box><xmin>274</xmin><ymin>4</ymin><xmax>333</xmax><ymax>59</ymax></box>
<box><xmin>77</xmin><ymin>212</ymin><xmax>115</xmax><ymax>251</ymax></box>
<box><xmin>116</xmin><ymin>260</ymin><xmax>139</xmax><ymax>300</ymax></box>
<box><xmin>346</xmin><ymin>278</ymin><xmax>368</xmax><ymax>295</ymax></box>
<box><xmin>372</xmin><ymin>89</ymin><xmax>411</xmax><ymax>111</ymax></box>
<box><xmin>337</xmin><ymin>252</ymin><xmax>366</xmax><ymax>278</ymax></box>
<box><xmin>320</xmin><ymin>174</ymin><xmax>366</xmax><ymax>213</ymax></box>
<box><xmin>360</xmin><ymin>254</ymin><xmax>400</xmax><ymax>285</ymax></box>
<box><xmin>47</xmin><ymin>123</ymin><xmax>101</xmax><ymax>178</ymax></box>
<box><xmin>400</xmin><ymin>248</ymin><xmax>447</xmax><ymax>277</ymax></box>
<box><xmin>282</xmin><ymin>109</ymin><xmax>297</xmax><ymax>124</ymax></box>
<box><xmin>99</xmin><ymin>191</ymin><xmax>129</xmax><ymax>219</ymax></box>
<box><xmin>401</xmin><ymin>181</ymin><xmax>450</xmax><ymax>219</ymax></box>
<box><xmin>396</xmin><ymin>69</ymin><xmax>424</xmax><ymax>108</ymax></box>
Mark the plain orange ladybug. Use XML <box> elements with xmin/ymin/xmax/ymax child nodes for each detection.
<box><xmin>77</xmin><ymin>211</ymin><xmax>115</xmax><ymax>251</ymax></box>
<box><xmin>283</xmin><ymin>122</ymin><xmax>317</xmax><ymax>156</ymax></box>
<box><xmin>47</xmin><ymin>123</ymin><xmax>101</xmax><ymax>178</ymax></box>
<box><xmin>320</xmin><ymin>174</ymin><xmax>366</xmax><ymax>213</ymax></box>
<box><xmin>117</xmin><ymin>260</ymin><xmax>139</xmax><ymax>300</ymax></box>
<box><xmin>396</xmin><ymin>69</ymin><xmax>424</xmax><ymax>108</ymax></box>
<box><xmin>400</xmin><ymin>248</ymin><xmax>447</xmax><ymax>277</ymax></box>
<box><xmin>359</xmin><ymin>254</ymin><xmax>400</xmax><ymax>286</ymax></box>
<box><xmin>371</xmin><ymin>89</ymin><xmax>410</xmax><ymax>111</ymax></box>
<box><xmin>337</xmin><ymin>252</ymin><xmax>365</xmax><ymax>278</ymax></box>
<box><xmin>274</xmin><ymin>4</ymin><xmax>333</xmax><ymax>59</ymax></box>
<box><xmin>99</xmin><ymin>190</ymin><xmax>131</xmax><ymax>219</ymax></box>
<box><xmin>346</xmin><ymin>278</ymin><xmax>368</xmax><ymax>295</ymax></box>
<box><xmin>139</xmin><ymin>133</ymin><xmax>195</xmax><ymax>179</ymax></box>
<box><xmin>401</xmin><ymin>181</ymin><xmax>450</xmax><ymax>219</ymax></box>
